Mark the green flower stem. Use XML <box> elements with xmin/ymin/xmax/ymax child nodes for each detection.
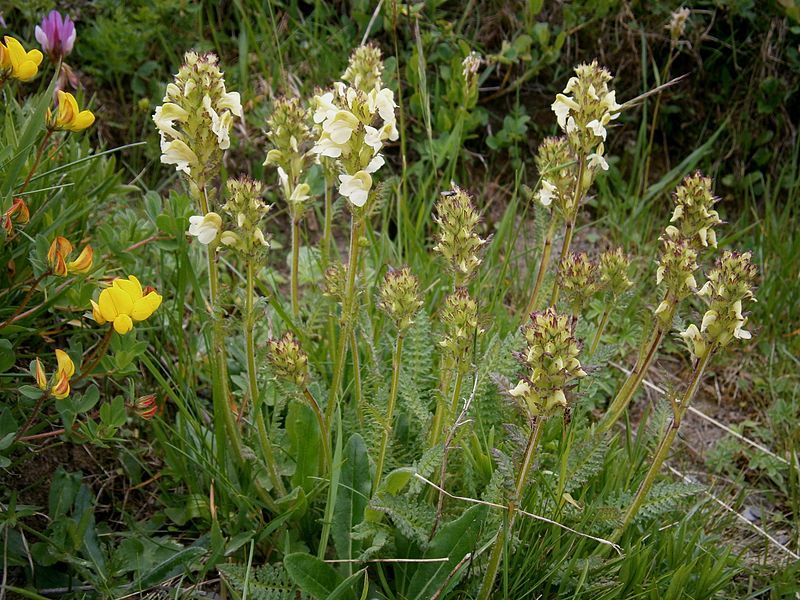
<box><xmin>303</xmin><ymin>387</ymin><xmax>330</xmax><ymax>474</ymax></box>
<box><xmin>19</xmin><ymin>129</ymin><xmax>53</xmax><ymax>194</ymax></box>
<box><xmin>321</xmin><ymin>174</ymin><xmax>333</xmax><ymax>270</ymax></box>
<box><xmin>611</xmin><ymin>350</ymin><xmax>713</xmax><ymax>542</ymax></box>
<box><xmin>525</xmin><ymin>220</ymin><xmax>557</xmax><ymax>316</ymax></box>
<box><xmin>596</xmin><ymin>300</ymin><xmax>676</xmax><ymax>435</ymax></box>
<box><xmin>477</xmin><ymin>417</ymin><xmax>544</xmax><ymax>600</ymax></box>
<box><xmin>373</xmin><ymin>335</ymin><xmax>404</xmax><ymax>495</ymax></box>
<box><xmin>197</xmin><ymin>181</ymin><xmax>243</xmax><ymax>466</ymax></box>
<box><xmin>246</xmin><ymin>259</ymin><xmax>286</xmax><ymax>497</ymax></box>
<box><xmin>448</xmin><ymin>368</ymin><xmax>465</xmax><ymax>418</ymax></box>
<box><xmin>350</xmin><ymin>330</ymin><xmax>364</xmax><ymax>424</ymax></box>
<box><xmin>428</xmin><ymin>367</ymin><xmax>453</xmax><ymax>450</ymax></box>
<box><xmin>325</xmin><ymin>214</ymin><xmax>364</xmax><ymax>426</ymax></box>
<box><xmin>290</xmin><ymin>216</ymin><xmax>301</xmax><ymax>319</ymax></box>
<box><xmin>550</xmin><ymin>156</ymin><xmax>586</xmax><ymax>307</ymax></box>
<box><xmin>589</xmin><ymin>305</ymin><xmax>612</xmax><ymax>355</ymax></box>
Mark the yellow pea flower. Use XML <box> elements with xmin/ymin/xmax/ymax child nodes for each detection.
<box><xmin>0</xmin><ymin>36</ymin><xmax>44</xmax><ymax>82</ymax></box>
<box><xmin>93</xmin><ymin>275</ymin><xmax>162</xmax><ymax>334</ymax></box>
<box><xmin>48</xmin><ymin>91</ymin><xmax>95</xmax><ymax>132</ymax></box>
<box><xmin>51</xmin><ymin>349</ymin><xmax>75</xmax><ymax>399</ymax></box>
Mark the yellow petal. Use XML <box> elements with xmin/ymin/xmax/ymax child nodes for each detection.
<box><xmin>34</xmin><ymin>358</ymin><xmax>48</xmax><ymax>390</ymax></box>
<box><xmin>90</xmin><ymin>299</ymin><xmax>107</xmax><ymax>325</ymax></box>
<box><xmin>113</xmin><ymin>275</ymin><xmax>143</xmax><ymax>300</ymax></box>
<box><xmin>131</xmin><ymin>291</ymin><xmax>162</xmax><ymax>322</ymax></box>
<box><xmin>98</xmin><ymin>288</ymin><xmax>118</xmax><ymax>320</ymax></box>
<box><xmin>55</xmin><ymin>349</ymin><xmax>75</xmax><ymax>379</ymax></box>
<box><xmin>68</xmin><ymin>110</ymin><xmax>95</xmax><ymax>132</ymax></box>
<box><xmin>113</xmin><ymin>314</ymin><xmax>133</xmax><ymax>335</ymax></box>
<box><xmin>48</xmin><ymin>236</ymin><xmax>73</xmax><ymax>266</ymax></box>
<box><xmin>57</xmin><ymin>92</ymin><xmax>79</xmax><ymax>127</ymax></box>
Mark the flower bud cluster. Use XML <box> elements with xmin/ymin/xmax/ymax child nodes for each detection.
<box><xmin>264</xmin><ymin>97</ymin><xmax>313</xmax><ymax>220</ymax></box>
<box><xmin>432</xmin><ymin>187</ymin><xmax>487</xmax><ymax>283</ymax></box>
<box><xmin>378</xmin><ymin>267</ymin><xmax>423</xmax><ymax>333</ymax></box>
<box><xmin>558</xmin><ymin>252</ymin><xmax>598</xmax><ymax>314</ymax></box>
<box><xmin>153</xmin><ymin>52</ymin><xmax>242</xmax><ymax>179</ymax></box>
<box><xmin>2</xmin><ymin>198</ymin><xmax>30</xmax><ymax>235</ymax></box>
<box><xmin>550</xmin><ymin>61</ymin><xmax>621</xmax><ymax>174</ymax></box>
<box><xmin>438</xmin><ymin>289</ymin><xmax>483</xmax><ymax>371</ymax></box>
<box><xmin>598</xmin><ymin>247</ymin><xmax>633</xmax><ymax>298</ymax></box>
<box><xmin>533</xmin><ymin>137</ymin><xmax>577</xmax><ymax>219</ymax></box>
<box><xmin>342</xmin><ymin>43</ymin><xmax>384</xmax><ymax>93</ymax></box>
<box><xmin>654</xmin><ymin>238</ymin><xmax>698</xmax><ymax>321</ymax></box>
<box><xmin>220</xmin><ymin>177</ymin><xmax>271</xmax><ymax>255</ymax></box>
<box><xmin>509</xmin><ymin>309</ymin><xmax>586</xmax><ymax>417</ymax></box>
<box><xmin>461</xmin><ymin>51</ymin><xmax>482</xmax><ymax>107</ymax></box>
<box><xmin>323</xmin><ymin>263</ymin><xmax>347</xmax><ymax>302</ymax></box>
<box><xmin>681</xmin><ymin>251</ymin><xmax>757</xmax><ymax>359</ymax></box>
<box><xmin>311</xmin><ymin>44</ymin><xmax>397</xmax><ymax>208</ymax></box>
<box><xmin>267</xmin><ymin>332</ymin><xmax>310</xmax><ymax>387</ymax></box>
<box><xmin>668</xmin><ymin>7</ymin><xmax>691</xmax><ymax>42</ymax></box>
<box><xmin>664</xmin><ymin>172</ymin><xmax>722</xmax><ymax>249</ymax></box>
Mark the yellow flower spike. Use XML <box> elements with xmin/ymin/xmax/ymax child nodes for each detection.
<box><xmin>1</xmin><ymin>36</ymin><xmax>44</xmax><ymax>82</ymax></box>
<box><xmin>93</xmin><ymin>275</ymin><xmax>162</xmax><ymax>335</ymax></box>
<box><xmin>34</xmin><ymin>358</ymin><xmax>48</xmax><ymax>391</ymax></box>
<box><xmin>66</xmin><ymin>245</ymin><xmax>93</xmax><ymax>274</ymax></box>
<box><xmin>49</xmin><ymin>91</ymin><xmax>95</xmax><ymax>133</ymax></box>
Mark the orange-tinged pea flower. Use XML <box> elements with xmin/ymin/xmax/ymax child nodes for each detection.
<box><xmin>50</xmin><ymin>349</ymin><xmax>75</xmax><ymax>399</ymax></box>
<box><xmin>94</xmin><ymin>275</ymin><xmax>162</xmax><ymax>334</ymax></box>
<box><xmin>48</xmin><ymin>91</ymin><xmax>95</xmax><ymax>132</ymax></box>
<box><xmin>0</xmin><ymin>36</ymin><xmax>44</xmax><ymax>82</ymax></box>
<box><xmin>66</xmin><ymin>245</ymin><xmax>93</xmax><ymax>273</ymax></box>
<box><xmin>2</xmin><ymin>198</ymin><xmax>30</xmax><ymax>234</ymax></box>
<box><xmin>48</xmin><ymin>236</ymin><xmax>73</xmax><ymax>276</ymax></box>
<box><xmin>134</xmin><ymin>394</ymin><xmax>158</xmax><ymax>420</ymax></box>
<box><xmin>48</xmin><ymin>236</ymin><xmax>93</xmax><ymax>276</ymax></box>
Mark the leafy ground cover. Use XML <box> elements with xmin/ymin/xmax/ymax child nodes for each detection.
<box><xmin>1</xmin><ymin>1</ymin><xmax>799</xmax><ymax>598</ymax></box>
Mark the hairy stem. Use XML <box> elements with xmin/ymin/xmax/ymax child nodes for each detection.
<box><xmin>550</xmin><ymin>156</ymin><xmax>586</xmax><ymax>306</ymax></box>
<box><xmin>291</xmin><ymin>216</ymin><xmax>301</xmax><ymax>319</ymax></box>
<box><xmin>589</xmin><ymin>305</ymin><xmax>612</xmax><ymax>355</ymax></box>
<box><xmin>246</xmin><ymin>260</ymin><xmax>286</xmax><ymax>497</ymax></box>
<box><xmin>611</xmin><ymin>351</ymin><xmax>712</xmax><ymax>542</ymax></box>
<box><xmin>373</xmin><ymin>335</ymin><xmax>404</xmax><ymax>495</ymax></box>
<box><xmin>597</xmin><ymin>301</ymin><xmax>675</xmax><ymax>435</ymax></box>
<box><xmin>525</xmin><ymin>220</ymin><xmax>557</xmax><ymax>316</ymax></box>
<box><xmin>477</xmin><ymin>417</ymin><xmax>543</xmax><ymax>600</ymax></box>
<box><xmin>325</xmin><ymin>215</ymin><xmax>363</xmax><ymax>426</ymax></box>
<box><xmin>321</xmin><ymin>175</ymin><xmax>333</xmax><ymax>270</ymax></box>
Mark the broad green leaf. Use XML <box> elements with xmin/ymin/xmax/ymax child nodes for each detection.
<box><xmin>0</xmin><ymin>339</ymin><xmax>14</xmax><ymax>373</ymax></box>
<box><xmin>286</xmin><ymin>401</ymin><xmax>321</xmax><ymax>493</ymax></box>
<box><xmin>406</xmin><ymin>504</ymin><xmax>489</xmax><ymax>600</ymax></box>
<box><xmin>284</xmin><ymin>552</ymin><xmax>351</xmax><ymax>600</ymax></box>
<box><xmin>333</xmin><ymin>434</ymin><xmax>371</xmax><ymax>568</ymax></box>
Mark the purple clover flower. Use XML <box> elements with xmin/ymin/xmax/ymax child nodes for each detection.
<box><xmin>35</xmin><ymin>10</ymin><xmax>76</xmax><ymax>62</ymax></box>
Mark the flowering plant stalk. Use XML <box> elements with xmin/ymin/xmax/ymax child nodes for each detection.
<box><xmin>597</xmin><ymin>172</ymin><xmax>721</xmax><ymax>434</ymax></box>
<box><xmin>153</xmin><ymin>51</ymin><xmax>245</xmax><ymax>467</ymax></box>
<box><xmin>610</xmin><ymin>251</ymin><xmax>756</xmax><ymax>542</ymax></box>
<box><xmin>478</xmin><ymin>308</ymin><xmax>586</xmax><ymax>600</ymax></box>
<box><xmin>589</xmin><ymin>247</ymin><xmax>633</xmax><ymax>354</ymax></box>
<box><xmin>547</xmin><ymin>62</ymin><xmax>621</xmax><ymax>306</ymax></box>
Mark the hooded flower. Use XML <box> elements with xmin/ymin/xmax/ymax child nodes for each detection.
<box><xmin>338</xmin><ymin>171</ymin><xmax>373</xmax><ymax>207</ymax></box>
<box><xmin>91</xmin><ymin>275</ymin><xmax>162</xmax><ymax>335</ymax></box>
<box><xmin>48</xmin><ymin>236</ymin><xmax>93</xmax><ymax>276</ymax></box>
<box><xmin>187</xmin><ymin>212</ymin><xmax>222</xmax><ymax>245</ymax></box>
<box><xmin>35</xmin><ymin>10</ymin><xmax>76</xmax><ymax>62</ymax></box>
<box><xmin>153</xmin><ymin>52</ymin><xmax>241</xmax><ymax>179</ymax></box>
<box><xmin>1</xmin><ymin>36</ymin><xmax>44</xmax><ymax>82</ymax></box>
<box><xmin>51</xmin><ymin>349</ymin><xmax>75</xmax><ymax>399</ymax></box>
